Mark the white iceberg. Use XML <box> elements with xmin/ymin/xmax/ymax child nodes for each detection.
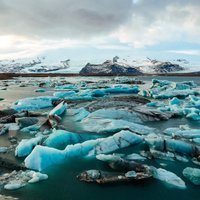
<box><xmin>152</xmin><ymin>167</ymin><xmax>186</xmax><ymax>189</ymax></box>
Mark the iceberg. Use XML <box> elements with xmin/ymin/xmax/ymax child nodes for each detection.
<box><xmin>183</xmin><ymin>167</ymin><xmax>200</xmax><ymax>185</ymax></box>
<box><xmin>55</xmin><ymin>84</ymin><xmax>77</xmax><ymax>90</ymax></box>
<box><xmin>25</xmin><ymin>146</ymin><xmax>66</xmax><ymax>171</ymax></box>
<box><xmin>4</xmin><ymin>182</ymin><xmax>25</xmax><ymax>190</ymax></box>
<box><xmin>53</xmin><ymin>91</ymin><xmax>76</xmax><ymax>98</ymax></box>
<box><xmin>0</xmin><ymin>146</ymin><xmax>8</xmax><ymax>153</ymax></box>
<box><xmin>86</xmin><ymin>109</ymin><xmax>143</xmax><ymax>124</ymax></box>
<box><xmin>91</xmin><ymin>89</ymin><xmax>106</xmax><ymax>97</ymax></box>
<box><xmin>66</xmin><ymin>108</ymin><xmax>90</xmax><ymax>122</ymax></box>
<box><xmin>103</xmin><ymin>86</ymin><xmax>140</xmax><ymax>94</ymax></box>
<box><xmin>28</xmin><ymin>172</ymin><xmax>48</xmax><ymax>183</ymax></box>
<box><xmin>81</xmin><ymin>117</ymin><xmax>155</xmax><ymax>135</ymax></box>
<box><xmin>12</xmin><ymin>96</ymin><xmax>58</xmax><ymax>111</ymax></box>
<box><xmin>15</xmin><ymin>136</ymin><xmax>43</xmax><ymax>157</ymax></box>
<box><xmin>151</xmin><ymin>167</ymin><xmax>186</xmax><ymax>189</ymax></box>
<box><xmin>25</xmin><ymin>130</ymin><xmax>143</xmax><ymax>171</ymax></box>
<box><xmin>43</xmin><ymin>129</ymin><xmax>99</xmax><ymax>149</ymax></box>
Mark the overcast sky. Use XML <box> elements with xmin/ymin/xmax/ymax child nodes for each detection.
<box><xmin>0</xmin><ymin>0</ymin><xmax>200</xmax><ymax>67</ymax></box>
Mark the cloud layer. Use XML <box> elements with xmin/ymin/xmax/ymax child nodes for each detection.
<box><xmin>1</xmin><ymin>0</ymin><xmax>200</xmax><ymax>59</ymax></box>
<box><xmin>115</xmin><ymin>0</ymin><xmax>200</xmax><ymax>47</ymax></box>
<box><xmin>0</xmin><ymin>0</ymin><xmax>133</xmax><ymax>39</ymax></box>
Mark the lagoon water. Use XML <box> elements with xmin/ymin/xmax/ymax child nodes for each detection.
<box><xmin>1</xmin><ymin>76</ymin><xmax>200</xmax><ymax>200</ymax></box>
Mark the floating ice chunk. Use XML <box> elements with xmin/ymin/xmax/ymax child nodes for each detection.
<box><xmin>145</xmin><ymin>133</ymin><xmax>164</xmax><ymax>151</ymax></box>
<box><xmin>4</xmin><ymin>123</ymin><xmax>20</xmax><ymax>131</ymax></box>
<box><xmin>16</xmin><ymin>117</ymin><xmax>39</xmax><ymax>129</ymax></box>
<box><xmin>92</xmin><ymin>89</ymin><xmax>106</xmax><ymax>97</ymax></box>
<box><xmin>183</xmin><ymin>167</ymin><xmax>200</xmax><ymax>185</ymax></box>
<box><xmin>152</xmin><ymin>79</ymin><xmax>172</xmax><ymax>87</ymax></box>
<box><xmin>124</xmin><ymin>153</ymin><xmax>146</xmax><ymax>161</ymax></box>
<box><xmin>85</xmin><ymin>170</ymin><xmax>100</xmax><ymax>179</ymax></box>
<box><xmin>96</xmin><ymin>154</ymin><xmax>121</xmax><ymax>162</ymax></box>
<box><xmin>88</xmin><ymin>130</ymin><xmax>143</xmax><ymax>156</ymax></box>
<box><xmin>164</xmin><ymin>127</ymin><xmax>200</xmax><ymax>139</ymax></box>
<box><xmin>174</xmin><ymin>83</ymin><xmax>191</xmax><ymax>90</ymax></box>
<box><xmin>53</xmin><ymin>91</ymin><xmax>76</xmax><ymax>98</ymax></box>
<box><xmin>87</xmin><ymin>109</ymin><xmax>143</xmax><ymax>124</ymax></box>
<box><xmin>186</xmin><ymin>112</ymin><xmax>200</xmax><ymax>121</ymax></box>
<box><xmin>163</xmin><ymin>128</ymin><xmax>181</xmax><ymax>136</ymax></box>
<box><xmin>0</xmin><ymin>146</ymin><xmax>8</xmax><ymax>153</ymax></box>
<box><xmin>55</xmin><ymin>84</ymin><xmax>77</xmax><ymax>90</ymax></box>
<box><xmin>25</xmin><ymin>146</ymin><xmax>65</xmax><ymax>171</ymax></box>
<box><xmin>169</xmin><ymin>97</ymin><xmax>183</xmax><ymax>106</ymax></box>
<box><xmin>104</xmin><ymin>86</ymin><xmax>140</xmax><ymax>94</ymax></box>
<box><xmin>153</xmin><ymin>89</ymin><xmax>198</xmax><ymax>99</ymax></box>
<box><xmin>12</xmin><ymin>96</ymin><xmax>58</xmax><ymax>111</ymax></box>
<box><xmin>44</xmin><ymin>129</ymin><xmax>99</xmax><ymax>149</ymax></box>
<box><xmin>166</xmin><ymin>139</ymin><xmax>197</xmax><ymax>156</ymax></box>
<box><xmin>28</xmin><ymin>172</ymin><xmax>48</xmax><ymax>183</ymax></box>
<box><xmin>4</xmin><ymin>182</ymin><xmax>25</xmax><ymax>190</ymax></box>
<box><xmin>81</xmin><ymin>117</ymin><xmax>154</xmax><ymax>135</ymax></box>
<box><xmin>35</xmin><ymin>89</ymin><xmax>46</xmax><ymax>93</ymax></box>
<box><xmin>25</xmin><ymin>131</ymin><xmax>143</xmax><ymax>171</ymax></box>
<box><xmin>125</xmin><ymin>171</ymin><xmax>137</xmax><ymax>178</ymax></box>
<box><xmin>15</xmin><ymin>136</ymin><xmax>43</xmax><ymax>157</ymax></box>
<box><xmin>66</xmin><ymin>108</ymin><xmax>90</xmax><ymax>122</ymax></box>
<box><xmin>49</xmin><ymin>101</ymin><xmax>67</xmax><ymax>116</ymax></box>
<box><xmin>193</xmin><ymin>138</ymin><xmax>200</xmax><ymax>145</ymax></box>
<box><xmin>21</xmin><ymin>124</ymin><xmax>41</xmax><ymax>134</ymax></box>
<box><xmin>146</xmin><ymin>102</ymin><xmax>165</xmax><ymax>108</ymax></box>
<box><xmin>152</xmin><ymin>167</ymin><xmax>186</xmax><ymax>189</ymax></box>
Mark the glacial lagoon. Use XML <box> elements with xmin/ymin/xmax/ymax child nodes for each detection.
<box><xmin>0</xmin><ymin>76</ymin><xmax>200</xmax><ymax>200</ymax></box>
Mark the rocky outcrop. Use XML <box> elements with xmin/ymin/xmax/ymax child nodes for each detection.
<box><xmin>79</xmin><ymin>60</ymin><xmax>142</xmax><ymax>76</ymax></box>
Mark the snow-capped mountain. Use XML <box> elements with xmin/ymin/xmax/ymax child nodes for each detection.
<box><xmin>79</xmin><ymin>60</ymin><xmax>142</xmax><ymax>75</ymax></box>
<box><xmin>0</xmin><ymin>56</ymin><xmax>190</xmax><ymax>74</ymax></box>
<box><xmin>79</xmin><ymin>58</ymin><xmax>187</xmax><ymax>75</ymax></box>
<box><xmin>134</xmin><ymin>58</ymin><xmax>185</xmax><ymax>73</ymax></box>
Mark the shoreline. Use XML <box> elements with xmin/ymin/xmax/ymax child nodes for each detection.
<box><xmin>0</xmin><ymin>72</ymin><xmax>200</xmax><ymax>80</ymax></box>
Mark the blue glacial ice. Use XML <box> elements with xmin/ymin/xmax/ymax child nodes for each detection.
<box><xmin>12</xmin><ymin>96</ymin><xmax>58</xmax><ymax>111</ymax></box>
<box><xmin>81</xmin><ymin>116</ymin><xmax>154</xmax><ymax>135</ymax></box>
<box><xmin>15</xmin><ymin>136</ymin><xmax>43</xmax><ymax>157</ymax></box>
<box><xmin>43</xmin><ymin>129</ymin><xmax>99</xmax><ymax>149</ymax></box>
<box><xmin>151</xmin><ymin>167</ymin><xmax>186</xmax><ymax>189</ymax></box>
<box><xmin>55</xmin><ymin>84</ymin><xmax>77</xmax><ymax>90</ymax></box>
<box><xmin>86</xmin><ymin>109</ymin><xmax>143</xmax><ymax>124</ymax></box>
<box><xmin>53</xmin><ymin>91</ymin><xmax>76</xmax><ymax>98</ymax></box>
<box><xmin>25</xmin><ymin>130</ymin><xmax>143</xmax><ymax>171</ymax></box>
<box><xmin>163</xmin><ymin>127</ymin><xmax>200</xmax><ymax>139</ymax></box>
<box><xmin>145</xmin><ymin>133</ymin><xmax>200</xmax><ymax>156</ymax></box>
<box><xmin>66</xmin><ymin>108</ymin><xmax>90</xmax><ymax>122</ymax></box>
<box><xmin>183</xmin><ymin>167</ymin><xmax>200</xmax><ymax>185</ymax></box>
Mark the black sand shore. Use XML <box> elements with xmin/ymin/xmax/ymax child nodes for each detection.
<box><xmin>0</xmin><ymin>72</ymin><xmax>200</xmax><ymax>80</ymax></box>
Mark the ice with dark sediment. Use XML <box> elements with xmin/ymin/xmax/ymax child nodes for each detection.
<box><xmin>144</xmin><ymin>133</ymin><xmax>200</xmax><ymax>156</ymax></box>
<box><xmin>1</xmin><ymin>170</ymin><xmax>48</xmax><ymax>190</ymax></box>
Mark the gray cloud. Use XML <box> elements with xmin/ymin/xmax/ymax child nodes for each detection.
<box><xmin>115</xmin><ymin>0</ymin><xmax>200</xmax><ymax>47</ymax></box>
<box><xmin>0</xmin><ymin>0</ymin><xmax>133</xmax><ymax>39</ymax></box>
